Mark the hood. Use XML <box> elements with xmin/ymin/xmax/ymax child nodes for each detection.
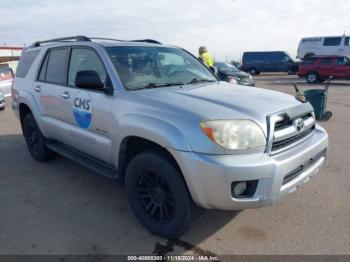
<box><xmin>132</xmin><ymin>82</ymin><xmax>301</xmax><ymax>135</ymax></box>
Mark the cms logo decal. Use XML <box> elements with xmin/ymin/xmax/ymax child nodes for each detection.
<box><xmin>72</xmin><ymin>91</ymin><xmax>92</xmax><ymax>129</ymax></box>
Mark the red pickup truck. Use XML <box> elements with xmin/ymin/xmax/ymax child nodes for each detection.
<box><xmin>298</xmin><ymin>55</ymin><xmax>350</xmax><ymax>83</ymax></box>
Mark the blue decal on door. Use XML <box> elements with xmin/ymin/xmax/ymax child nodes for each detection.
<box><xmin>72</xmin><ymin>91</ymin><xmax>92</xmax><ymax>129</ymax></box>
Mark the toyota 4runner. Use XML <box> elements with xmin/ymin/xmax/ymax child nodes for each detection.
<box><xmin>12</xmin><ymin>36</ymin><xmax>328</xmax><ymax>238</ymax></box>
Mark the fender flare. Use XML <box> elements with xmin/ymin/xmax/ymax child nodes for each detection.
<box><xmin>114</xmin><ymin>114</ymin><xmax>192</xmax><ymax>155</ymax></box>
<box><xmin>16</xmin><ymin>89</ymin><xmax>47</xmax><ymax>136</ymax></box>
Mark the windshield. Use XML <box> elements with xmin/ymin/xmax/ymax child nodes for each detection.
<box><xmin>106</xmin><ymin>46</ymin><xmax>217</xmax><ymax>90</ymax></box>
<box><xmin>215</xmin><ymin>62</ymin><xmax>239</xmax><ymax>72</ymax></box>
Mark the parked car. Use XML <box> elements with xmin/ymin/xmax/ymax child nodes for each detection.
<box><xmin>297</xmin><ymin>35</ymin><xmax>350</xmax><ymax>60</ymax></box>
<box><xmin>0</xmin><ymin>67</ymin><xmax>14</xmax><ymax>97</ymax></box>
<box><xmin>214</xmin><ymin>62</ymin><xmax>255</xmax><ymax>86</ymax></box>
<box><xmin>12</xmin><ymin>36</ymin><xmax>328</xmax><ymax>238</ymax></box>
<box><xmin>0</xmin><ymin>92</ymin><xmax>5</xmax><ymax>110</ymax></box>
<box><xmin>298</xmin><ymin>55</ymin><xmax>350</xmax><ymax>83</ymax></box>
<box><xmin>230</xmin><ymin>60</ymin><xmax>241</xmax><ymax>68</ymax></box>
<box><xmin>240</xmin><ymin>51</ymin><xmax>299</xmax><ymax>75</ymax></box>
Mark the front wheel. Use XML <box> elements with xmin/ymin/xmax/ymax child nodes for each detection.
<box><xmin>250</xmin><ymin>68</ymin><xmax>258</xmax><ymax>75</ymax></box>
<box><xmin>23</xmin><ymin>114</ymin><xmax>55</xmax><ymax>161</ymax></box>
<box><xmin>125</xmin><ymin>149</ymin><xmax>198</xmax><ymax>238</ymax></box>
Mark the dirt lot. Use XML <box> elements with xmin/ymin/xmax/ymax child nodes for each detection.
<box><xmin>0</xmin><ymin>75</ymin><xmax>349</xmax><ymax>257</ymax></box>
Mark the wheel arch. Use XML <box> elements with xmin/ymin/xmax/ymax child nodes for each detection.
<box><xmin>114</xmin><ymin>114</ymin><xmax>192</xmax><ymax>184</ymax></box>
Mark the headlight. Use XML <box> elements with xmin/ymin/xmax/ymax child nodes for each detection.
<box><xmin>200</xmin><ymin>120</ymin><xmax>266</xmax><ymax>150</ymax></box>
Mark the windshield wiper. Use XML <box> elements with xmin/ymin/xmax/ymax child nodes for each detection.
<box><xmin>183</xmin><ymin>78</ymin><xmax>217</xmax><ymax>85</ymax></box>
<box><xmin>133</xmin><ymin>82</ymin><xmax>184</xmax><ymax>90</ymax></box>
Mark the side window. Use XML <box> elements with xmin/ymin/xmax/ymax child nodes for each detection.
<box><xmin>319</xmin><ymin>57</ymin><xmax>333</xmax><ymax>65</ymax></box>
<box><xmin>302</xmin><ymin>57</ymin><xmax>317</xmax><ymax>64</ymax></box>
<box><xmin>323</xmin><ymin>37</ymin><xmax>342</xmax><ymax>46</ymax></box>
<box><xmin>16</xmin><ymin>50</ymin><xmax>40</xmax><ymax>78</ymax></box>
<box><xmin>68</xmin><ymin>48</ymin><xmax>107</xmax><ymax>89</ymax></box>
<box><xmin>336</xmin><ymin>57</ymin><xmax>349</xmax><ymax>65</ymax></box>
<box><xmin>345</xmin><ymin>37</ymin><xmax>350</xmax><ymax>46</ymax></box>
<box><xmin>46</xmin><ymin>48</ymin><xmax>70</xmax><ymax>84</ymax></box>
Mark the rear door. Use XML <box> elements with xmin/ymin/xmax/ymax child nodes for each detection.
<box><xmin>35</xmin><ymin>47</ymin><xmax>72</xmax><ymax>143</ymax></box>
<box><xmin>317</xmin><ymin>57</ymin><xmax>334</xmax><ymax>78</ymax></box>
<box><xmin>60</xmin><ymin>47</ymin><xmax>113</xmax><ymax>164</ymax></box>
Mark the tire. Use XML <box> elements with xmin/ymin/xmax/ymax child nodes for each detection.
<box><xmin>0</xmin><ymin>107</ymin><xmax>4</xmax><ymax>111</ymax></box>
<box><xmin>23</xmin><ymin>113</ymin><xmax>55</xmax><ymax>161</ymax></box>
<box><xmin>306</xmin><ymin>72</ymin><xmax>319</xmax><ymax>84</ymax></box>
<box><xmin>322</xmin><ymin>111</ymin><xmax>332</xmax><ymax>121</ymax></box>
<box><xmin>249</xmin><ymin>68</ymin><xmax>258</xmax><ymax>75</ymax></box>
<box><xmin>125</xmin><ymin>149</ymin><xmax>198</xmax><ymax>238</ymax></box>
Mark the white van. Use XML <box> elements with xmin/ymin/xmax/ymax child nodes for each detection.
<box><xmin>297</xmin><ymin>35</ymin><xmax>350</xmax><ymax>59</ymax></box>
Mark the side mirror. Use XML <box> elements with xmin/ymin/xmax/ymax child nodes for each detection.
<box><xmin>75</xmin><ymin>70</ymin><xmax>104</xmax><ymax>91</ymax></box>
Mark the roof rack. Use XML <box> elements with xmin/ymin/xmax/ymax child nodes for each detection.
<box><xmin>31</xmin><ymin>35</ymin><xmax>91</xmax><ymax>47</ymax></box>
<box><xmin>89</xmin><ymin>37</ymin><xmax>124</xmax><ymax>42</ymax></box>
<box><xmin>30</xmin><ymin>35</ymin><xmax>162</xmax><ymax>48</ymax></box>
<box><xmin>91</xmin><ymin>37</ymin><xmax>162</xmax><ymax>44</ymax></box>
<box><xmin>130</xmin><ymin>39</ymin><xmax>162</xmax><ymax>44</ymax></box>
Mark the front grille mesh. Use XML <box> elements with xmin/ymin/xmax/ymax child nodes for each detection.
<box><xmin>272</xmin><ymin>127</ymin><xmax>314</xmax><ymax>152</ymax></box>
<box><xmin>271</xmin><ymin>112</ymin><xmax>315</xmax><ymax>154</ymax></box>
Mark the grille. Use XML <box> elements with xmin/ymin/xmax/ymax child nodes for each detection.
<box><xmin>271</xmin><ymin>112</ymin><xmax>315</xmax><ymax>154</ymax></box>
<box><xmin>282</xmin><ymin>149</ymin><xmax>327</xmax><ymax>185</ymax></box>
<box><xmin>272</xmin><ymin>127</ymin><xmax>314</xmax><ymax>152</ymax></box>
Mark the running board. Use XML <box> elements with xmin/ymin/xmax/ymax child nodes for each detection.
<box><xmin>47</xmin><ymin>141</ymin><xmax>119</xmax><ymax>180</ymax></box>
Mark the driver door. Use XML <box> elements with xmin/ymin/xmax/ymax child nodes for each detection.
<box><xmin>60</xmin><ymin>47</ymin><xmax>114</xmax><ymax>164</ymax></box>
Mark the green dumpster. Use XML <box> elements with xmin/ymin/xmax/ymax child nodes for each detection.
<box><xmin>303</xmin><ymin>89</ymin><xmax>328</xmax><ymax>120</ymax></box>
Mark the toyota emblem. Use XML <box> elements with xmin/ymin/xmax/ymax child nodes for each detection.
<box><xmin>294</xmin><ymin>118</ymin><xmax>305</xmax><ymax>132</ymax></box>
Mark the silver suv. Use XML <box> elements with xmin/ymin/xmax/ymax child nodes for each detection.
<box><xmin>12</xmin><ymin>36</ymin><xmax>328</xmax><ymax>238</ymax></box>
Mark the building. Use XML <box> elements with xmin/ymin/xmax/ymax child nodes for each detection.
<box><xmin>0</xmin><ymin>46</ymin><xmax>23</xmax><ymax>63</ymax></box>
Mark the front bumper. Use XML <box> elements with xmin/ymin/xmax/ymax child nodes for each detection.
<box><xmin>169</xmin><ymin>125</ymin><xmax>328</xmax><ymax>210</ymax></box>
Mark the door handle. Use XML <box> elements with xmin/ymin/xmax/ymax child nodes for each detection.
<box><xmin>60</xmin><ymin>92</ymin><xmax>70</xmax><ymax>99</ymax></box>
<box><xmin>34</xmin><ymin>86</ymin><xmax>41</xmax><ymax>92</ymax></box>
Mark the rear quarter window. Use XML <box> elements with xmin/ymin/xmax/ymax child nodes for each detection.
<box><xmin>16</xmin><ymin>50</ymin><xmax>40</xmax><ymax>78</ymax></box>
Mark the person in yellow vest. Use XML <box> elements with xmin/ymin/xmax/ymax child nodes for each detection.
<box><xmin>198</xmin><ymin>46</ymin><xmax>214</xmax><ymax>67</ymax></box>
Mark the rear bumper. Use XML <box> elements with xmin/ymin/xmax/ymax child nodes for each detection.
<box><xmin>169</xmin><ymin>125</ymin><xmax>328</xmax><ymax>210</ymax></box>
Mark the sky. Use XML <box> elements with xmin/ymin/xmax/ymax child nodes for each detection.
<box><xmin>1</xmin><ymin>0</ymin><xmax>350</xmax><ymax>61</ymax></box>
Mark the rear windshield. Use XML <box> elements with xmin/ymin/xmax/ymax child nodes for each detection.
<box><xmin>16</xmin><ymin>50</ymin><xmax>40</xmax><ymax>78</ymax></box>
